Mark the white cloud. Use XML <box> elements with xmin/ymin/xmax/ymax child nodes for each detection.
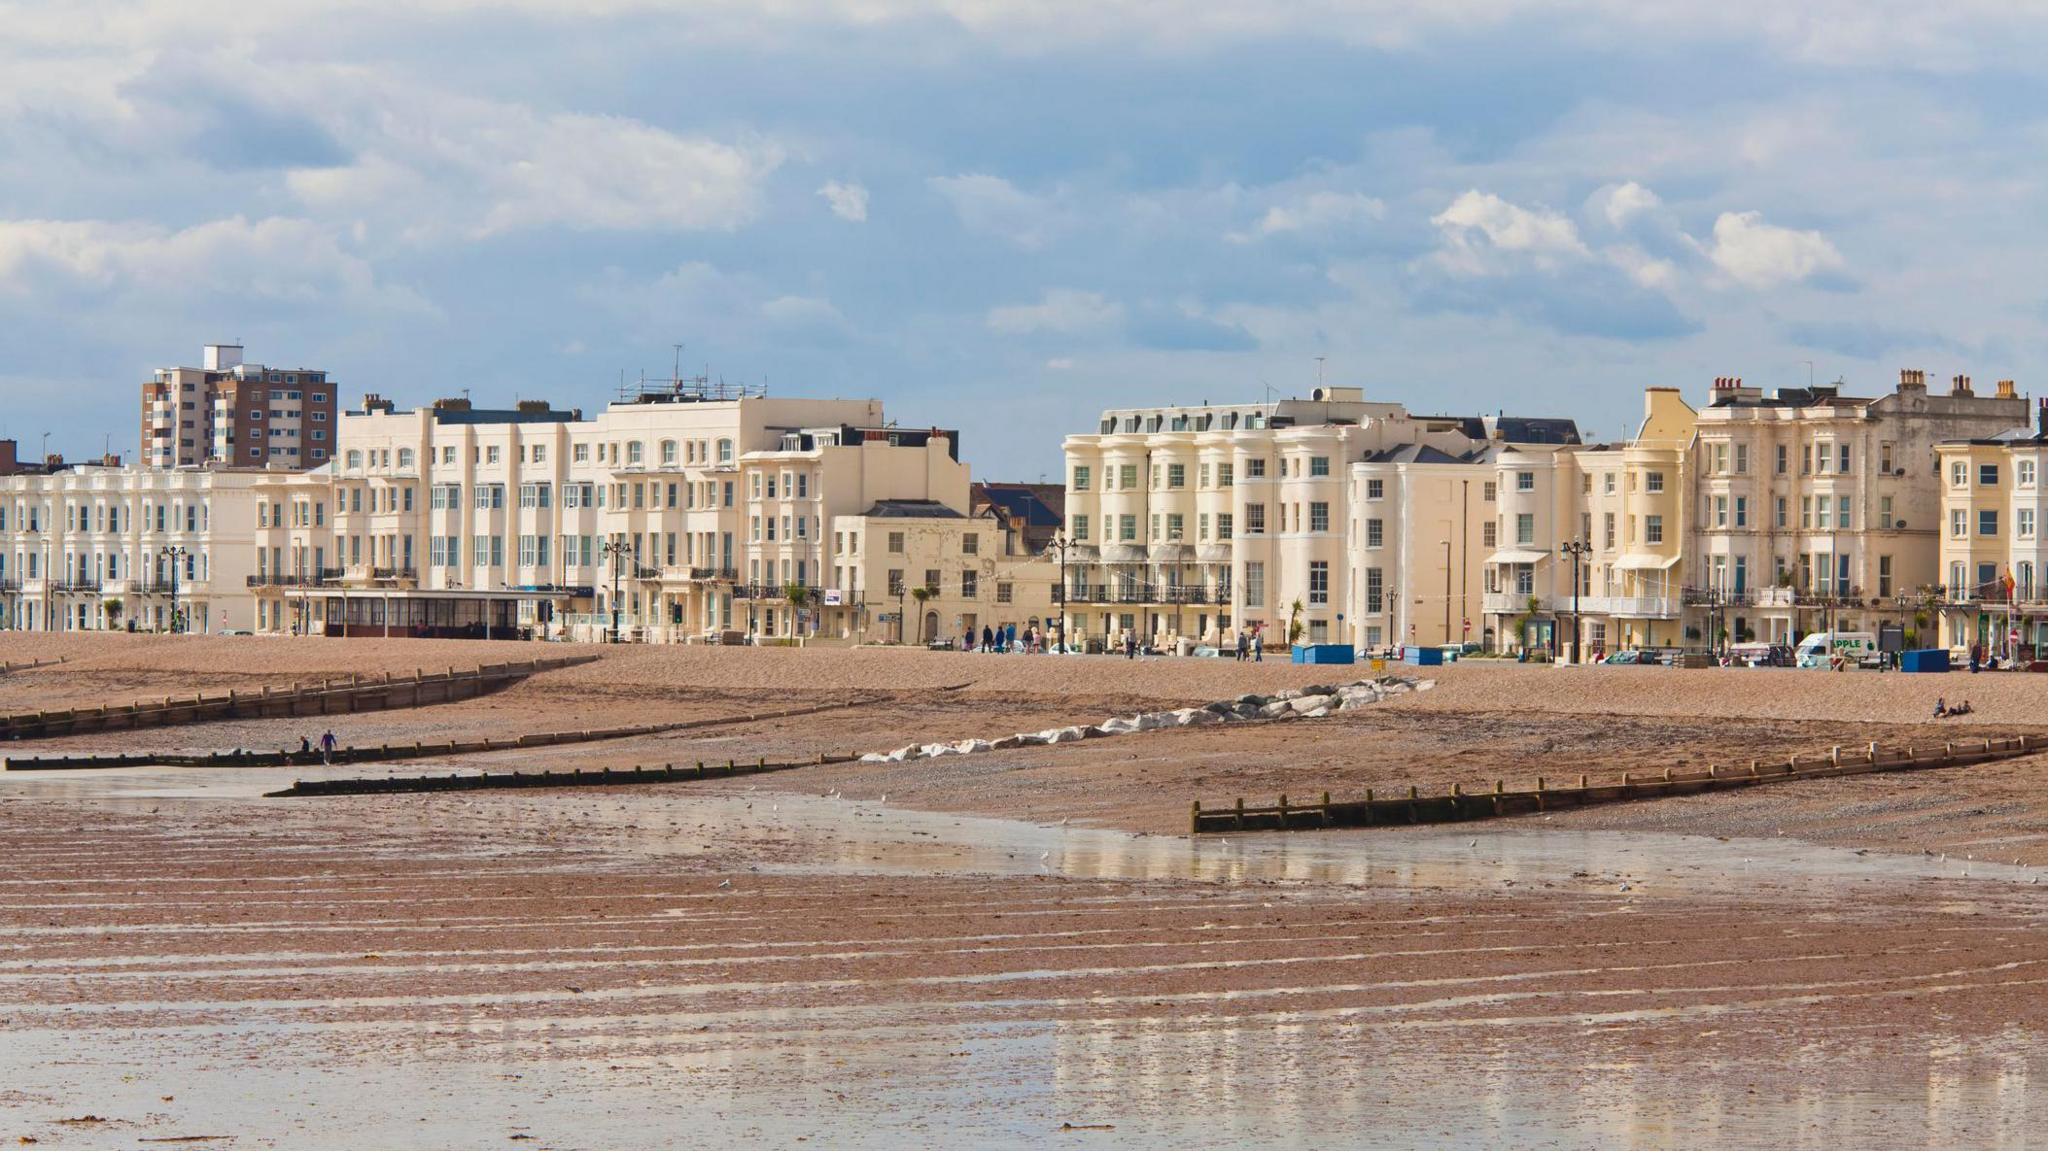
<box><xmin>284</xmin><ymin>89</ymin><xmax>781</xmax><ymax>241</ymax></box>
<box><xmin>1428</xmin><ymin>190</ymin><xmax>1590</xmax><ymax>276</ymax></box>
<box><xmin>0</xmin><ymin>215</ymin><xmax>424</xmax><ymax>310</ymax></box>
<box><xmin>1586</xmin><ymin>181</ymin><xmax>1662</xmax><ymax>230</ymax></box>
<box><xmin>929</xmin><ymin>173</ymin><xmax>1068</xmax><ymax>248</ymax></box>
<box><xmin>1696</xmin><ymin>210</ymin><xmax>1844</xmax><ymax>289</ymax></box>
<box><xmin>1231</xmin><ymin>190</ymin><xmax>1385</xmax><ymax>242</ymax></box>
<box><xmin>817</xmin><ymin>180</ymin><xmax>869</xmax><ymax>222</ymax></box>
<box><xmin>986</xmin><ymin>289</ymin><xmax>1124</xmax><ymax>335</ymax></box>
<box><xmin>1045</xmin><ymin>357</ymin><xmax>1075</xmax><ymax>370</ymax></box>
<box><xmin>1604</xmin><ymin>243</ymin><xmax>1679</xmax><ymax>290</ymax></box>
<box><xmin>760</xmin><ymin>294</ymin><xmax>851</xmax><ymax>331</ymax></box>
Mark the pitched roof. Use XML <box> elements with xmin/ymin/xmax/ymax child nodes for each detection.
<box><xmin>861</xmin><ymin>499</ymin><xmax>965</xmax><ymax>519</ymax></box>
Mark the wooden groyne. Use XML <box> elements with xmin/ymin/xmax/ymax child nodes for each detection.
<box><xmin>267</xmin><ymin>752</ymin><xmax>858</xmax><ymax>797</ymax></box>
<box><xmin>0</xmin><ymin>656</ymin><xmax>598</xmax><ymax>741</ymax></box>
<box><xmin>0</xmin><ymin>657</ymin><xmax>66</xmax><ymax>675</ymax></box>
<box><xmin>4</xmin><ymin>696</ymin><xmax>876</xmax><ymax>771</ymax></box>
<box><xmin>1191</xmin><ymin>736</ymin><xmax>2046</xmax><ymax>834</ymax></box>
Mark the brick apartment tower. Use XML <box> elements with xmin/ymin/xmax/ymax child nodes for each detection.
<box><xmin>140</xmin><ymin>344</ymin><xmax>339</xmax><ymax>470</ymax></box>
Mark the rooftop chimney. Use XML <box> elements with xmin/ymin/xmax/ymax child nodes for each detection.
<box><xmin>1997</xmin><ymin>379</ymin><xmax>2017</xmax><ymax>399</ymax></box>
<box><xmin>2038</xmin><ymin>398</ymin><xmax>2047</xmax><ymax>438</ymax></box>
<box><xmin>361</xmin><ymin>393</ymin><xmax>395</xmax><ymax>414</ymax></box>
<box><xmin>516</xmin><ymin>399</ymin><xmax>551</xmax><ymax>414</ymax></box>
<box><xmin>432</xmin><ymin>397</ymin><xmax>472</xmax><ymax>411</ymax></box>
<box><xmin>1952</xmin><ymin>374</ymin><xmax>1973</xmax><ymax>397</ymax></box>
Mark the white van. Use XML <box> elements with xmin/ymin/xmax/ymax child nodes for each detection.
<box><xmin>1795</xmin><ymin>631</ymin><xmax>1878</xmax><ymax>669</ymax></box>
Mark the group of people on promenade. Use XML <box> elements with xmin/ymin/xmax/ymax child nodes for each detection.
<box><xmin>967</xmin><ymin>623</ymin><xmax>1053</xmax><ymax>653</ymax></box>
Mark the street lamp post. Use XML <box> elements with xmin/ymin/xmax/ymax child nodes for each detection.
<box><xmin>600</xmin><ymin>537</ymin><xmax>628</xmax><ymax>643</ymax></box>
<box><xmin>1440</xmin><ymin>539</ymin><xmax>1452</xmax><ymax>646</ymax></box>
<box><xmin>159</xmin><ymin>545</ymin><xmax>190</xmax><ymax>634</ymax></box>
<box><xmin>1560</xmin><ymin>538</ymin><xmax>1591</xmax><ymax>664</ymax></box>
<box><xmin>1045</xmin><ymin>534</ymin><xmax>1073</xmax><ymax>652</ymax></box>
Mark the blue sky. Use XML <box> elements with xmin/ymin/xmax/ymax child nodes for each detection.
<box><xmin>2</xmin><ymin>1</ymin><xmax>2045</xmax><ymax>477</ymax></box>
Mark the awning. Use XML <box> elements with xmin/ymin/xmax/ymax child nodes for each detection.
<box><xmin>1615</xmin><ymin>553</ymin><xmax>1682</xmax><ymax>570</ymax></box>
<box><xmin>1487</xmin><ymin>549</ymin><xmax>1551</xmax><ymax>565</ymax></box>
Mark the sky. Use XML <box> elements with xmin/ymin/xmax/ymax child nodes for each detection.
<box><xmin>2</xmin><ymin>1</ymin><xmax>2046</xmax><ymax>479</ymax></box>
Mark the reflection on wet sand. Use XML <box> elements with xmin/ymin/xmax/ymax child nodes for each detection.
<box><xmin>2</xmin><ymin>766</ymin><xmax>2046</xmax><ymax>1148</ymax></box>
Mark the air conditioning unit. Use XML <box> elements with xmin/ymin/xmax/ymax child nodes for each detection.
<box><xmin>1895</xmin><ymin>519</ymin><xmax>1908</xmax><ymax>529</ymax></box>
<box><xmin>1894</xmin><ymin>468</ymin><xmax>1906</xmax><ymax>476</ymax></box>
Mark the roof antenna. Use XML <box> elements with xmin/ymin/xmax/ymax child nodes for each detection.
<box><xmin>673</xmin><ymin>343</ymin><xmax>684</xmax><ymax>384</ymax></box>
<box><xmin>1314</xmin><ymin>355</ymin><xmax>1326</xmax><ymax>390</ymax></box>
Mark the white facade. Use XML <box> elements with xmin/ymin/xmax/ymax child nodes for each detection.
<box><xmin>1061</xmin><ymin>388</ymin><xmax>1579</xmax><ymax>651</ymax></box>
<box><xmin>249</xmin><ymin>389</ymin><xmax>987</xmax><ymax>642</ymax></box>
<box><xmin>0</xmin><ymin>466</ymin><xmax>261</xmax><ymax>633</ymax></box>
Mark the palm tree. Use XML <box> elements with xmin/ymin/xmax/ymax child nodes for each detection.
<box><xmin>1287</xmin><ymin>597</ymin><xmax>1306</xmax><ymax>646</ymax></box>
<box><xmin>909</xmin><ymin>585</ymin><xmax>935</xmax><ymax>643</ymax></box>
<box><xmin>785</xmin><ymin>583</ymin><xmax>810</xmax><ymax>637</ymax></box>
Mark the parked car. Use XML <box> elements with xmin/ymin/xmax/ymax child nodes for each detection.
<box><xmin>1603</xmin><ymin>650</ymin><xmax>1649</xmax><ymax>665</ymax></box>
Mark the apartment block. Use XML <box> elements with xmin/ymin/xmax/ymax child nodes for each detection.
<box><xmin>1060</xmin><ymin>386</ymin><xmax>1579</xmax><ymax>651</ymax></box>
<box><xmin>249</xmin><ymin>383</ymin><xmax>1057</xmax><ymax>643</ymax></box>
<box><xmin>1484</xmin><ymin>388</ymin><xmax>1695</xmax><ymax>658</ymax></box>
<box><xmin>1689</xmin><ymin>371</ymin><xmax>2024</xmax><ymax>648</ymax></box>
<box><xmin>1934</xmin><ymin>399</ymin><xmax>2048</xmax><ymax>656</ymax></box>
<box><xmin>0</xmin><ymin>464</ymin><xmax>261</xmax><ymax>632</ymax></box>
<box><xmin>142</xmin><ymin>344</ymin><xmax>338</xmax><ymax>469</ymax></box>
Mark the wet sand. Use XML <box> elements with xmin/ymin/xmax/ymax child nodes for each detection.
<box><xmin>4</xmin><ymin>637</ymin><xmax>2048</xmax><ymax>1147</ymax></box>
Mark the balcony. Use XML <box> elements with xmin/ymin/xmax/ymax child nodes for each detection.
<box><xmin>1681</xmin><ymin>586</ymin><xmax>1756</xmax><ymax>607</ymax></box>
<box><xmin>246</xmin><ymin>569</ymin><xmax>344</xmax><ymax>589</ymax></box>
<box><xmin>1058</xmin><ymin>584</ymin><xmax>1221</xmax><ymax>605</ymax></box>
<box><xmin>732</xmin><ymin>583</ymin><xmax>827</xmax><ymax>601</ymax></box>
<box><xmin>1483</xmin><ymin>592</ymin><xmax>1551</xmax><ymax>615</ymax></box>
<box><xmin>683</xmin><ymin>566</ymin><xmax>739</xmax><ymax>582</ymax></box>
<box><xmin>53</xmin><ymin>577</ymin><xmax>102</xmax><ymax>593</ymax></box>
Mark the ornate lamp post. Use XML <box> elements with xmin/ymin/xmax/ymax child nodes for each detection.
<box><xmin>600</xmin><ymin>537</ymin><xmax>628</xmax><ymax>643</ymax></box>
<box><xmin>1559</xmin><ymin>538</ymin><xmax>1592</xmax><ymax>664</ymax></box>
<box><xmin>1045</xmin><ymin>533</ymin><xmax>1074</xmax><ymax>652</ymax></box>
<box><xmin>159</xmin><ymin>545</ymin><xmax>190</xmax><ymax>634</ymax></box>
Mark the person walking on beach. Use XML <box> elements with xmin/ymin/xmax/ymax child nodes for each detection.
<box><xmin>319</xmin><ymin>729</ymin><xmax>337</xmax><ymax>765</ymax></box>
<box><xmin>1236</xmin><ymin>628</ymin><xmax>1249</xmax><ymax>662</ymax></box>
<box><xmin>1253</xmin><ymin>626</ymin><xmax>1263</xmax><ymax>662</ymax></box>
<box><xmin>981</xmin><ymin>624</ymin><xmax>995</xmax><ymax>653</ymax></box>
<box><xmin>1124</xmin><ymin>630</ymin><xmax>1137</xmax><ymax>659</ymax></box>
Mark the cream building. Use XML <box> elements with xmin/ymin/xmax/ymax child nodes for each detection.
<box><xmin>249</xmin><ymin>384</ymin><xmax>1027</xmax><ymax>643</ymax></box>
<box><xmin>1690</xmin><ymin>371</ymin><xmax>2025</xmax><ymax>648</ymax></box>
<box><xmin>1060</xmin><ymin>387</ymin><xmax>1579</xmax><ymax>652</ymax></box>
<box><xmin>1485</xmin><ymin>387</ymin><xmax>1697</xmax><ymax>658</ymax></box>
<box><xmin>1346</xmin><ymin>443</ymin><xmax>1509</xmax><ymax>652</ymax></box>
<box><xmin>831</xmin><ymin>500</ymin><xmax>1059</xmax><ymax>647</ymax></box>
<box><xmin>1934</xmin><ymin>404</ymin><xmax>2048</xmax><ymax>656</ymax></box>
<box><xmin>0</xmin><ymin>464</ymin><xmax>261</xmax><ymax>633</ymax></box>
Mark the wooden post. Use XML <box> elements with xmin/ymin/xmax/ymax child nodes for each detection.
<box><xmin>1190</xmin><ymin>800</ymin><xmax>1201</xmax><ymax>835</ymax></box>
<box><xmin>1234</xmin><ymin>797</ymin><xmax>1245</xmax><ymax>830</ymax></box>
<box><xmin>1749</xmin><ymin>760</ymin><xmax>1760</xmax><ymax>779</ymax></box>
<box><xmin>1321</xmin><ymin>791</ymin><xmax>1332</xmax><ymax>828</ymax></box>
<box><xmin>1578</xmin><ymin>773</ymin><xmax>1587</xmax><ymax>789</ymax></box>
<box><xmin>1830</xmin><ymin>745</ymin><xmax>1842</xmax><ymax>766</ymax></box>
<box><xmin>1622</xmin><ymin>771</ymin><xmax>1631</xmax><ymax>797</ymax></box>
<box><xmin>1868</xmin><ymin>741</ymin><xmax>1878</xmax><ymax>763</ymax></box>
<box><xmin>1277</xmin><ymin>794</ymin><xmax>1289</xmax><ymax>828</ymax></box>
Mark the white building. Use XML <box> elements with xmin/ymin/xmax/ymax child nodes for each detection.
<box><xmin>1060</xmin><ymin>387</ymin><xmax>1578</xmax><ymax>651</ymax></box>
<box><xmin>250</xmin><ymin>383</ymin><xmax>1012</xmax><ymax>642</ymax></box>
<box><xmin>0</xmin><ymin>465</ymin><xmax>262</xmax><ymax>633</ymax></box>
